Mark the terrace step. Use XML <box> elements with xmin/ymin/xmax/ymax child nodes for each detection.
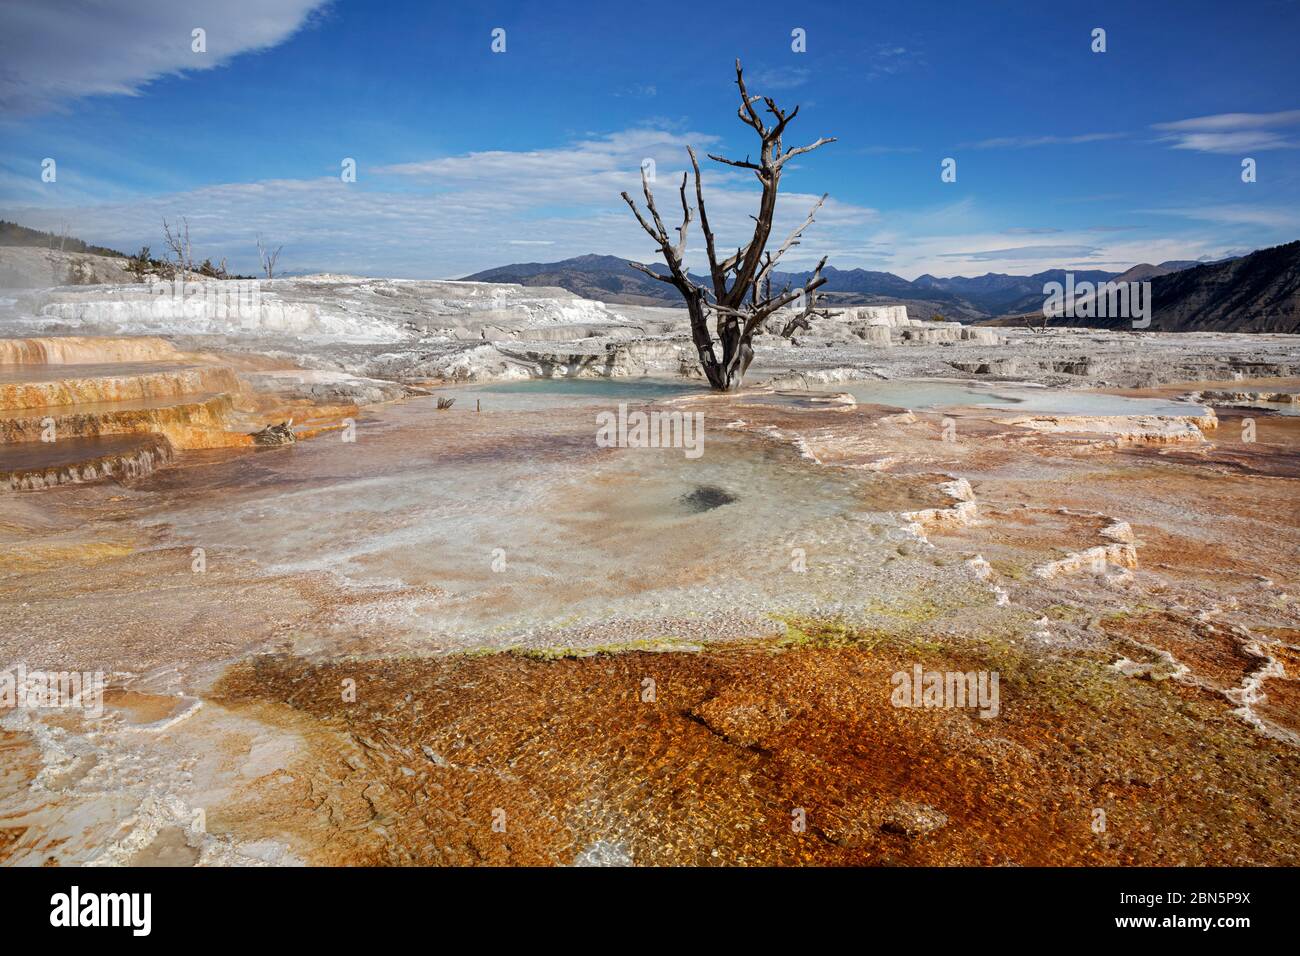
<box><xmin>0</xmin><ymin>433</ymin><xmax>175</xmax><ymax>491</ymax></box>
<box><xmin>0</xmin><ymin>335</ymin><xmax>186</xmax><ymax>365</ymax></box>
<box><xmin>0</xmin><ymin>393</ymin><xmax>238</xmax><ymax>448</ymax></box>
<box><xmin>0</xmin><ymin>336</ymin><xmax>378</xmax><ymax>488</ymax></box>
<box><xmin>0</xmin><ymin>362</ymin><xmax>241</xmax><ymax>411</ymax></box>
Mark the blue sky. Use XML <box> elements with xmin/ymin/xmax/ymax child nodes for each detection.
<box><xmin>1</xmin><ymin>0</ymin><xmax>1297</xmax><ymax>279</ymax></box>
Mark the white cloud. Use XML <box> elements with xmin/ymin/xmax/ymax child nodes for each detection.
<box><xmin>1154</xmin><ymin>110</ymin><xmax>1300</xmax><ymax>132</ymax></box>
<box><xmin>1152</xmin><ymin>110</ymin><xmax>1300</xmax><ymax>153</ymax></box>
<box><xmin>1</xmin><ymin>126</ymin><xmax>875</xmax><ymax>278</ymax></box>
<box><xmin>1164</xmin><ymin>131</ymin><xmax>1294</xmax><ymax>153</ymax></box>
<box><xmin>0</xmin><ymin>0</ymin><xmax>330</xmax><ymax>115</ymax></box>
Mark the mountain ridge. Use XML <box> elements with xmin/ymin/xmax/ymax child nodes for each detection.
<box><xmin>1006</xmin><ymin>240</ymin><xmax>1300</xmax><ymax>333</ymax></box>
<box><xmin>462</xmin><ymin>253</ymin><xmax>1240</xmax><ymax>319</ymax></box>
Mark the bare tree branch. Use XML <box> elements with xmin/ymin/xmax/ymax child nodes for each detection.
<box><xmin>162</xmin><ymin>216</ymin><xmax>193</xmax><ymax>282</ymax></box>
<box><xmin>779</xmin><ymin>136</ymin><xmax>837</xmax><ymax>168</ymax></box>
<box><xmin>256</xmin><ymin>234</ymin><xmax>283</xmax><ymax>279</ymax></box>
<box><xmin>755</xmin><ymin>193</ymin><xmax>828</xmax><ymax>291</ymax></box>
<box><xmin>627</xmin><ymin>260</ymin><xmax>678</xmax><ymax>284</ymax></box>
<box><xmin>733</xmin><ymin>59</ymin><xmax>767</xmax><ymax>135</ymax></box>
<box><xmin>705</xmin><ymin>153</ymin><xmax>763</xmax><ymax>171</ymax></box>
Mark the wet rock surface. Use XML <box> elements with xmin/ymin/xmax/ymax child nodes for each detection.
<box><xmin>0</xmin><ymin>432</ymin><xmax>174</xmax><ymax>490</ymax></box>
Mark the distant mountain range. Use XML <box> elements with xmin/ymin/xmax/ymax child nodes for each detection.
<box><xmin>996</xmin><ymin>240</ymin><xmax>1299</xmax><ymax>334</ymax></box>
<box><xmin>463</xmin><ymin>254</ymin><xmax>680</xmax><ymax>307</ymax></box>
<box><xmin>462</xmin><ymin>252</ymin><xmax>1247</xmax><ymax>321</ymax></box>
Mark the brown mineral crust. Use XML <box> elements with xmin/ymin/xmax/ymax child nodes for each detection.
<box><xmin>208</xmin><ymin>630</ymin><xmax>1300</xmax><ymax>867</ymax></box>
<box><xmin>1254</xmin><ymin>641</ymin><xmax>1300</xmax><ymax>739</ymax></box>
<box><xmin>1256</xmin><ymin>674</ymin><xmax>1300</xmax><ymax>740</ymax></box>
<box><xmin>1100</xmin><ymin>612</ymin><xmax>1259</xmax><ymax>692</ymax></box>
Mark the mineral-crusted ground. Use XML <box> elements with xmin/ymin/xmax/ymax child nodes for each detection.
<box><xmin>0</xmin><ymin>272</ymin><xmax>1296</xmax><ymax>866</ymax></box>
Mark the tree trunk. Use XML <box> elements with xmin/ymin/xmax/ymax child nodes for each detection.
<box><xmin>690</xmin><ymin>304</ymin><xmax>756</xmax><ymax>391</ymax></box>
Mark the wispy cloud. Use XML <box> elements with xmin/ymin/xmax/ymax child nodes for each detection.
<box><xmin>936</xmin><ymin>244</ymin><xmax>1101</xmax><ymax>261</ymax></box>
<box><xmin>867</xmin><ymin>45</ymin><xmax>926</xmax><ymax>80</ymax></box>
<box><xmin>0</xmin><ymin>0</ymin><xmax>330</xmax><ymax>116</ymax></box>
<box><xmin>1139</xmin><ymin>203</ymin><xmax>1300</xmax><ymax>229</ymax></box>
<box><xmin>615</xmin><ymin>83</ymin><xmax>657</xmax><ymax>98</ymax></box>
<box><xmin>1161</xmin><ymin>131</ymin><xmax>1296</xmax><ymax>152</ymax></box>
<box><xmin>1057</xmin><ymin>193</ymin><xmax>1127</xmax><ymax>204</ymax></box>
<box><xmin>1152</xmin><ymin>110</ymin><xmax>1300</xmax><ymax>152</ymax></box>
<box><xmin>1155</xmin><ymin>110</ymin><xmax>1300</xmax><ymax>132</ymax></box>
<box><xmin>858</xmin><ymin>145</ymin><xmax>921</xmax><ymax>155</ymax></box>
<box><xmin>967</xmin><ymin>133</ymin><xmax>1124</xmax><ymax>149</ymax></box>
<box><xmin>879</xmin><ymin>232</ymin><xmax>1237</xmax><ymax>280</ymax></box>
<box><xmin>748</xmin><ymin>67</ymin><xmax>812</xmax><ymax>91</ymax></box>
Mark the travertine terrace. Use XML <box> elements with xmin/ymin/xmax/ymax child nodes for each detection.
<box><xmin>1</xmin><ymin>270</ymin><xmax>1298</xmax><ymax>866</ymax></box>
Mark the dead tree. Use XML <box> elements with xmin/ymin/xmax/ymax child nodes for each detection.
<box><xmin>162</xmin><ymin>216</ymin><xmax>193</xmax><ymax>281</ymax></box>
<box><xmin>257</xmin><ymin>235</ymin><xmax>283</xmax><ymax>279</ymax></box>
<box><xmin>621</xmin><ymin>59</ymin><xmax>836</xmax><ymax>390</ymax></box>
<box><xmin>44</xmin><ymin>221</ymin><xmax>71</xmax><ymax>267</ymax></box>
